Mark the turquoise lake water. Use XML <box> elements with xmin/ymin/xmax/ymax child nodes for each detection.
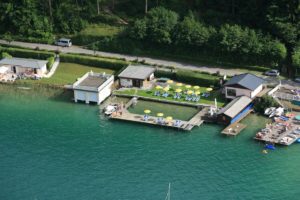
<box><xmin>1</xmin><ymin>85</ymin><xmax>300</xmax><ymax>200</ymax></box>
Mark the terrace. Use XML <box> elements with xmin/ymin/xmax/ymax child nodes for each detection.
<box><xmin>114</xmin><ymin>80</ymin><xmax>226</xmax><ymax>107</ymax></box>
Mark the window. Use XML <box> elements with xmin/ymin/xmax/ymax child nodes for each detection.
<box><xmin>227</xmin><ymin>88</ymin><xmax>236</xmax><ymax>97</ymax></box>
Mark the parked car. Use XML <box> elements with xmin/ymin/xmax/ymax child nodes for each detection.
<box><xmin>295</xmin><ymin>77</ymin><xmax>300</xmax><ymax>83</ymax></box>
<box><xmin>55</xmin><ymin>38</ymin><xmax>72</xmax><ymax>47</ymax></box>
<box><xmin>264</xmin><ymin>69</ymin><xmax>280</xmax><ymax>76</ymax></box>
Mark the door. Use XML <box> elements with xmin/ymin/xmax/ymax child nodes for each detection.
<box><xmin>12</xmin><ymin>66</ymin><xmax>16</xmax><ymax>73</ymax></box>
<box><xmin>132</xmin><ymin>79</ymin><xmax>141</xmax><ymax>87</ymax></box>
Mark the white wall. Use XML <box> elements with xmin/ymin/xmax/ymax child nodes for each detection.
<box><xmin>120</xmin><ymin>78</ymin><xmax>132</xmax><ymax>87</ymax></box>
<box><xmin>251</xmin><ymin>84</ymin><xmax>263</xmax><ymax>98</ymax></box>
<box><xmin>225</xmin><ymin>86</ymin><xmax>251</xmax><ymax>99</ymax></box>
<box><xmin>74</xmin><ymin>78</ymin><xmax>113</xmax><ymax>105</ymax></box>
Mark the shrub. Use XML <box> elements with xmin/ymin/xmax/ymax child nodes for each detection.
<box><xmin>254</xmin><ymin>95</ymin><xmax>280</xmax><ymax>114</ymax></box>
<box><xmin>1</xmin><ymin>52</ymin><xmax>12</xmax><ymax>59</ymax></box>
<box><xmin>59</xmin><ymin>53</ymin><xmax>128</xmax><ymax>71</ymax></box>
<box><xmin>47</xmin><ymin>56</ymin><xmax>55</xmax><ymax>70</ymax></box>
<box><xmin>154</xmin><ymin>69</ymin><xmax>176</xmax><ymax>79</ymax></box>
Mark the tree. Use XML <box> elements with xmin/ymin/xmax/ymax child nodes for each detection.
<box><xmin>129</xmin><ymin>19</ymin><xmax>147</xmax><ymax>40</ymax></box>
<box><xmin>3</xmin><ymin>32</ymin><xmax>13</xmax><ymax>44</ymax></box>
<box><xmin>146</xmin><ymin>7</ymin><xmax>178</xmax><ymax>44</ymax></box>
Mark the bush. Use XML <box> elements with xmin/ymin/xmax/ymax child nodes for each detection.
<box><xmin>254</xmin><ymin>95</ymin><xmax>280</xmax><ymax>114</ymax></box>
<box><xmin>59</xmin><ymin>53</ymin><xmax>128</xmax><ymax>71</ymax></box>
<box><xmin>1</xmin><ymin>52</ymin><xmax>12</xmax><ymax>59</ymax></box>
<box><xmin>154</xmin><ymin>69</ymin><xmax>176</xmax><ymax>79</ymax></box>
<box><xmin>47</xmin><ymin>56</ymin><xmax>55</xmax><ymax>70</ymax></box>
<box><xmin>0</xmin><ymin>46</ymin><xmax>55</xmax><ymax>60</ymax></box>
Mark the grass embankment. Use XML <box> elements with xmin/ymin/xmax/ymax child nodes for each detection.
<box><xmin>114</xmin><ymin>87</ymin><xmax>225</xmax><ymax>107</ymax></box>
<box><xmin>17</xmin><ymin>62</ymin><xmax>115</xmax><ymax>86</ymax></box>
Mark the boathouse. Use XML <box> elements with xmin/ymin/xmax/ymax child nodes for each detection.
<box><xmin>217</xmin><ymin>96</ymin><xmax>253</xmax><ymax>124</ymax></box>
<box><xmin>73</xmin><ymin>71</ymin><xmax>114</xmax><ymax>105</ymax></box>
<box><xmin>118</xmin><ymin>65</ymin><xmax>155</xmax><ymax>88</ymax></box>
<box><xmin>223</xmin><ymin>73</ymin><xmax>264</xmax><ymax>99</ymax></box>
<box><xmin>0</xmin><ymin>57</ymin><xmax>48</xmax><ymax>76</ymax></box>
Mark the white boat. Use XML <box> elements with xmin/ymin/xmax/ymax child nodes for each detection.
<box><xmin>264</xmin><ymin>107</ymin><xmax>275</xmax><ymax>115</ymax></box>
<box><xmin>275</xmin><ymin>107</ymin><xmax>284</xmax><ymax>117</ymax></box>
<box><xmin>104</xmin><ymin>105</ymin><xmax>117</xmax><ymax>115</ymax></box>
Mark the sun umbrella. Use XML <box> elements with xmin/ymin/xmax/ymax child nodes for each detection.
<box><xmin>176</xmin><ymin>83</ymin><xmax>183</xmax><ymax>87</ymax></box>
<box><xmin>175</xmin><ymin>88</ymin><xmax>182</xmax><ymax>93</ymax></box>
<box><xmin>157</xmin><ymin>113</ymin><xmax>164</xmax><ymax>117</ymax></box>
<box><xmin>166</xmin><ymin>116</ymin><xmax>173</xmax><ymax>121</ymax></box>
<box><xmin>206</xmin><ymin>88</ymin><xmax>213</xmax><ymax>92</ymax></box>
<box><xmin>193</xmin><ymin>86</ymin><xmax>200</xmax><ymax>90</ymax></box>
<box><xmin>163</xmin><ymin>87</ymin><xmax>170</xmax><ymax>91</ymax></box>
<box><xmin>185</xmin><ymin>85</ymin><xmax>191</xmax><ymax>89</ymax></box>
<box><xmin>155</xmin><ymin>85</ymin><xmax>162</xmax><ymax>90</ymax></box>
<box><xmin>167</xmin><ymin>80</ymin><xmax>174</xmax><ymax>84</ymax></box>
<box><xmin>195</xmin><ymin>91</ymin><xmax>201</xmax><ymax>95</ymax></box>
<box><xmin>144</xmin><ymin>109</ymin><xmax>151</xmax><ymax>114</ymax></box>
<box><xmin>187</xmin><ymin>90</ymin><xmax>194</xmax><ymax>95</ymax></box>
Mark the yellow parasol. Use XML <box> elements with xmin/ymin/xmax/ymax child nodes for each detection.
<box><xmin>206</xmin><ymin>88</ymin><xmax>213</xmax><ymax>92</ymax></box>
<box><xmin>185</xmin><ymin>85</ymin><xmax>191</xmax><ymax>89</ymax></box>
<box><xmin>187</xmin><ymin>90</ymin><xmax>194</xmax><ymax>95</ymax></box>
<box><xmin>195</xmin><ymin>91</ymin><xmax>201</xmax><ymax>95</ymax></box>
<box><xmin>193</xmin><ymin>86</ymin><xmax>200</xmax><ymax>90</ymax></box>
<box><xmin>167</xmin><ymin>80</ymin><xmax>174</xmax><ymax>84</ymax></box>
<box><xmin>155</xmin><ymin>85</ymin><xmax>163</xmax><ymax>90</ymax></box>
<box><xmin>165</xmin><ymin>116</ymin><xmax>173</xmax><ymax>121</ymax></box>
<box><xmin>144</xmin><ymin>109</ymin><xmax>151</xmax><ymax>114</ymax></box>
<box><xmin>176</xmin><ymin>83</ymin><xmax>183</xmax><ymax>87</ymax></box>
<box><xmin>175</xmin><ymin>88</ymin><xmax>182</xmax><ymax>93</ymax></box>
<box><xmin>157</xmin><ymin>113</ymin><xmax>164</xmax><ymax>117</ymax></box>
<box><xmin>163</xmin><ymin>87</ymin><xmax>170</xmax><ymax>91</ymax></box>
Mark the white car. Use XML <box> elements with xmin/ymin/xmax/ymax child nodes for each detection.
<box><xmin>264</xmin><ymin>69</ymin><xmax>280</xmax><ymax>76</ymax></box>
<box><xmin>55</xmin><ymin>38</ymin><xmax>72</xmax><ymax>47</ymax></box>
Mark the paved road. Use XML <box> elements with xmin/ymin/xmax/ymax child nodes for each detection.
<box><xmin>0</xmin><ymin>39</ymin><xmax>240</xmax><ymax>76</ymax></box>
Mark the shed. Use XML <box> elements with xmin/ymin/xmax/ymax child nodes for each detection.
<box><xmin>217</xmin><ymin>96</ymin><xmax>253</xmax><ymax>124</ymax></box>
<box><xmin>118</xmin><ymin>65</ymin><xmax>155</xmax><ymax>88</ymax></box>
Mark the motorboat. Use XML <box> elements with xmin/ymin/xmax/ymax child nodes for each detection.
<box><xmin>264</xmin><ymin>107</ymin><xmax>275</xmax><ymax>116</ymax></box>
<box><xmin>275</xmin><ymin>107</ymin><xmax>284</xmax><ymax>117</ymax></box>
<box><xmin>104</xmin><ymin>105</ymin><xmax>117</xmax><ymax>115</ymax></box>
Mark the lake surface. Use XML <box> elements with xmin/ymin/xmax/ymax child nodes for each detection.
<box><xmin>1</xmin><ymin>85</ymin><xmax>300</xmax><ymax>200</ymax></box>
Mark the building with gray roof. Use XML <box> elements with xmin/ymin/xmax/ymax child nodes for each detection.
<box><xmin>118</xmin><ymin>65</ymin><xmax>155</xmax><ymax>88</ymax></box>
<box><xmin>223</xmin><ymin>73</ymin><xmax>264</xmax><ymax>99</ymax></box>
<box><xmin>0</xmin><ymin>57</ymin><xmax>48</xmax><ymax>76</ymax></box>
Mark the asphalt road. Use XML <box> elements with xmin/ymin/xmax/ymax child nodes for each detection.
<box><xmin>0</xmin><ymin>39</ymin><xmax>241</xmax><ymax>76</ymax></box>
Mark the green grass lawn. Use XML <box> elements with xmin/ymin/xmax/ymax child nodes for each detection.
<box><xmin>128</xmin><ymin>100</ymin><xmax>199</xmax><ymax>121</ymax></box>
<box><xmin>78</xmin><ymin>23</ymin><xmax>123</xmax><ymax>37</ymax></box>
<box><xmin>17</xmin><ymin>62</ymin><xmax>115</xmax><ymax>86</ymax></box>
<box><xmin>114</xmin><ymin>86</ymin><xmax>226</xmax><ymax>107</ymax></box>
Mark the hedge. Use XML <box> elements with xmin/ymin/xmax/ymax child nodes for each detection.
<box><xmin>155</xmin><ymin>69</ymin><xmax>220</xmax><ymax>87</ymax></box>
<box><xmin>47</xmin><ymin>56</ymin><xmax>55</xmax><ymax>70</ymax></box>
<box><xmin>0</xmin><ymin>46</ymin><xmax>55</xmax><ymax>60</ymax></box>
<box><xmin>59</xmin><ymin>53</ymin><xmax>129</xmax><ymax>71</ymax></box>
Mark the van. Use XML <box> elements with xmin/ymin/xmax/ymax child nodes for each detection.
<box><xmin>55</xmin><ymin>38</ymin><xmax>72</xmax><ymax>47</ymax></box>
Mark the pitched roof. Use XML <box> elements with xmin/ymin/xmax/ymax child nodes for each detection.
<box><xmin>224</xmin><ymin>73</ymin><xmax>264</xmax><ymax>91</ymax></box>
<box><xmin>218</xmin><ymin>96</ymin><xmax>252</xmax><ymax>118</ymax></box>
<box><xmin>0</xmin><ymin>57</ymin><xmax>48</xmax><ymax>69</ymax></box>
<box><xmin>118</xmin><ymin>65</ymin><xmax>155</xmax><ymax>80</ymax></box>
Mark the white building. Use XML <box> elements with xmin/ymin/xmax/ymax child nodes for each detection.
<box><xmin>73</xmin><ymin>71</ymin><xmax>114</xmax><ymax>105</ymax></box>
<box><xmin>223</xmin><ymin>73</ymin><xmax>264</xmax><ymax>99</ymax></box>
<box><xmin>0</xmin><ymin>57</ymin><xmax>48</xmax><ymax>76</ymax></box>
<box><xmin>118</xmin><ymin>65</ymin><xmax>155</xmax><ymax>88</ymax></box>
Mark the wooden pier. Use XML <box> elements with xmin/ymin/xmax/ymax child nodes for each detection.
<box><xmin>222</xmin><ymin>122</ymin><xmax>247</xmax><ymax>136</ymax></box>
<box><xmin>254</xmin><ymin>120</ymin><xmax>300</xmax><ymax>146</ymax></box>
<box><xmin>109</xmin><ymin>106</ymin><xmax>208</xmax><ymax>131</ymax></box>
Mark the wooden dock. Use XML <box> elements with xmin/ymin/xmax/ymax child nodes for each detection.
<box><xmin>109</xmin><ymin>106</ymin><xmax>208</xmax><ymax>131</ymax></box>
<box><xmin>222</xmin><ymin>122</ymin><xmax>247</xmax><ymax>136</ymax></box>
<box><xmin>254</xmin><ymin>119</ymin><xmax>300</xmax><ymax>146</ymax></box>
